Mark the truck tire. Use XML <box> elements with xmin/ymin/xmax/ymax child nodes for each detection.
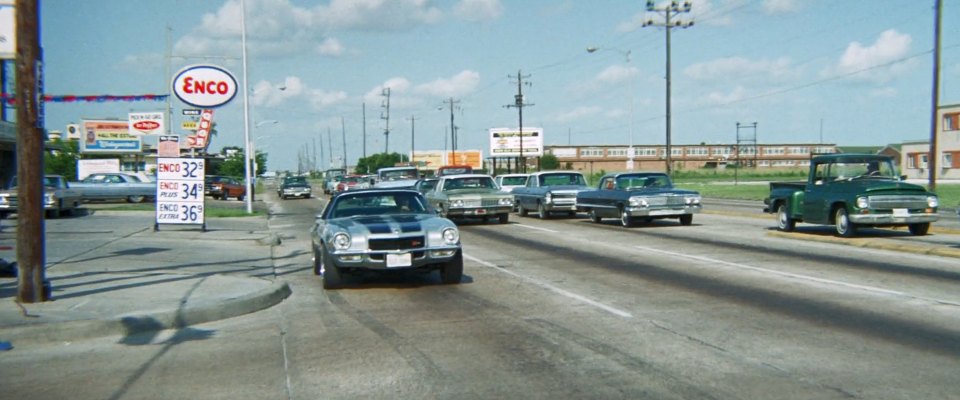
<box><xmin>834</xmin><ymin>207</ymin><xmax>857</xmax><ymax>237</ymax></box>
<box><xmin>777</xmin><ymin>204</ymin><xmax>795</xmax><ymax>232</ymax></box>
<box><xmin>517</xmin><ymin>202</ymin><xmax>529</xmax><ymax>217</ymax></box>
<box><xmin>908</xmin><ymin>223</ymin><xmax>930</xmax><ymax>236</ymax></box>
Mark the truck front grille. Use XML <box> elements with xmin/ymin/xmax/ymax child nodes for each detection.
<box><xmin>867</xmin><ymin>195</ymin><xmax>929</xmax><ymax>210</ymax></box>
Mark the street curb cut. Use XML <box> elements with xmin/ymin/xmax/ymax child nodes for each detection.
<box><xmin>0</xmin><ymin>280</ymin><xmax>292</xmax><ymax>346</ymax></box>
<box><xmin>767</xmin><ymin>230</ymin><xmax>960</xmax><ymax>259</ymax></box>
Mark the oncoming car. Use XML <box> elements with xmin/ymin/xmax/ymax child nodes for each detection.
<box><xmin>311</xmin><ymin>189</ymin><xmax>463</xmax><ymax>289</ymax></box>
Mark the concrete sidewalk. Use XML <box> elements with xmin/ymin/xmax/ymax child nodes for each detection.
<box><xmin>0</xmin><ymin>210</ymin><xmax>291</xmax><ymax>347</ymax></box>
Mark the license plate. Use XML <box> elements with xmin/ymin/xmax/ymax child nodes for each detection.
<box><xmin>475</xmin><ymin>209</ymin><xmax>487</xmax><ymax>215</ymax></box>
<box><xmin>893</xmin><ymin>208</ymin><xmax>909</xmax><ymax>217</ymax></box>
<box><xmin>386</xmin><ymin>253</ymin><xmax>412</xmax><ymax>268</ymax></box>
<box><xmin>649</xmin><ymin>209</ymin><xmax>678</xmax><ymax>216</ymax></box>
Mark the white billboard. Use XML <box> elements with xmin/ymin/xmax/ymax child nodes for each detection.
<box><xmin>0</xmin><ymin>2</ymin><xmax>14</xmax><ymax>60</ymax></box>
<box><xmin>489</xmin><ymin>127</ymin><xmax>544</xmax><ymax>158</ymax></box>
<box><xmin>128</xmin><ymin>111</ymin><xmax>165</xmax><ymax>135</ymax></box>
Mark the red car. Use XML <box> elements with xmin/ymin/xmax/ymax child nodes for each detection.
<box><xmin>209</xmin><ymin>176</ymin><xmax>247</xmax><ymax>200</ymax></box>
<box><xmin>334</xmin><ymin>175</ymin><xmax>369</xmax><ymax>195</ymax></box>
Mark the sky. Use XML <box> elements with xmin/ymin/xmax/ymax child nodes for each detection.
<box><xmin>30</xmin><ymin>0</ymin><xmax>960</xmax><ymax>172</ymax></box>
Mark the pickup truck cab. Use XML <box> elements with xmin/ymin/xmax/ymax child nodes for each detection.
<box><xmin>764</xmin><ymin>154</ymin><xmax>939</xmax><ymax>237</ymax></box>
<box><xmin>577</xmin><ymin>172</ymin><xmax>701</xmax><ymax>227</ymax></box>
<box><xmin>512</xmin><ymin>171</ymin><xmax>590</xmax><ymax>219</ymax></box>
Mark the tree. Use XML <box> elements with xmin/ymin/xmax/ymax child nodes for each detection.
<box><xmin>354</xmin><ymin>152</ymin><xmax>408</xmax><ymax>174</ymax></box>
<box><xmin>44</xmin><ymin>139</ymin><xmax>80</xmax><ymax>180</ymax></box>
<box><xmin>216</xmin><ymin>151</ymin><xmax>268</xmax><ymax>178</ymax></box>
<box><xmin>540</xmin><ymin>153</ymin><xmax>560</xmax><ymax>170</ymax></box>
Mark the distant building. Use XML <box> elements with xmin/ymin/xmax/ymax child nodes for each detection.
<box><xmin>901</xmin><ymin>104</ymin><xmax>960</xmax><ymax>180</ymax></box>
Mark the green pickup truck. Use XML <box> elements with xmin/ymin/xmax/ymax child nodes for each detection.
<box><xmin>764</xmin><ymin>154</ymin><xmax>939</xmax><ymax>237</ymax></box>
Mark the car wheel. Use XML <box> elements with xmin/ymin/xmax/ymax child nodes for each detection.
<box><xmin>127</xmin><ymin>195</ymin><xmax>145</xmax><ymax>203</ymax></box>
<box><xmin>321</xmin><ymin>246</ymin><xmax>342</xmax><ymax>289</ymax></box>
<box><xmin>679</xmin><ymin>214</ymin><xmax>693</xmax><ymax>226</ymax></box>
<box><xmin>237</xmin><ymin>194</ymin><xmax>245</xmax><ymax>201</ymax></box>
<box><xmin>517</xmin><ymin>202</ymin><xmax>528</xmax><ymax>217</ymax></box>
<box><xmin>776</xmin><ymin>204</ymin><xmax>795</xmax><ymax>232</ymax></box>
<box><xmin>305</xmin><ymin>195</ymin><xmax>311</xmax><ymax>199</ymax></box>
<box><xmin>908</xmin><ymin>223</ymin><xmax>930</xmax><ymax>236</ymax></box>
<box><xmin>312</xmin><ymin>246</ymin><xmax>322</xmax><ymax>276</ymax></box>
<box><xmin>46</xmin><ymin>209</ymin><xmax>61</xmax><ymax>219</ymax></box>
<box><xmin>620</xmin><ymin>207</ymin><xmax>633</xmax><ymax>227</ymax></box>
<box><xmin>498</xmin><ymin>213</ymin><xmax>509</xmax><ymax>224</ymax></box>
<box><xmin>439</xmin><ymin>250</ymin><xmax>463</xmax><ymax>284</ymax></box>
<box><xmin>589</xmin><ymin>209</ymin><xmax>601</xmax><ymax>223</ymax></box>
<box><xmin>538</xmin><ymin>202</ymin><xmax>550</xmax><ymax>219</ymax></box>
<box><xmin>834</xmin><ymin>207</ymin><xmax>857</xmax><ymax>237</ymax></box>
<box><xmin>212</xmin><ymin>195</ymin><xmax>220</xmax><ymax>200</ymax></box>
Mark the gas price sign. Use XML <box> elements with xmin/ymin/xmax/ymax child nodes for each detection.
<box><xmin>155</xmin><ymin>158</ymin><xmax>206</xmax><ymax>227</ymax></box>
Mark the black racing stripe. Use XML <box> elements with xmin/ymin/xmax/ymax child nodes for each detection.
<box><xmin>354</xmin><ymin>216</ymin><xmax>391</xmax><ymax>234</ymax></box>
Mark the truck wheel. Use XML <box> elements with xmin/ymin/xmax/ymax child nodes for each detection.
<box><xmin>776</xmin><ymin>204</ymin><xmax>795</xmax><ymax>232</ymax></box>
<box><xmin>589</xmin><ymin>209</ymin><xmax>601</xmax><ymax>223</ymax></box>
<box><xmin>127</xmin><ymin>195</ymin><xmax>145</xmax><ymax>203</ymax></box>
<box><xmin>620</xmin><ymin>207</ymin><xmax>634</xmax><ymax>227</ymax></box>
<box><xmin>834</xmin><ymin>208</ymin><xmax>857</xmax><ymax>237</ymax></box>
<box><xmin>908</xmin><ymin>223</ymin><xmax>930</xmax><ymax>236</ymax></box>
<box><xmin>517</xmin><ymin>202</ymin><xmax>529</xmax><ymax>217</ymax></box>
<box><xmin>679</xmin><ymin>214</ymin><xmax>693</xmax><ymax>226</ymax></box>
<box><xmin>538</xmin><ymin>202</ymin><xmax>550</xmax><ymax>219</ymax></box>
<box><xmin>439</xmin><ymin>250</ymin><xmax>463</xmax><ymax>284</ymax></box>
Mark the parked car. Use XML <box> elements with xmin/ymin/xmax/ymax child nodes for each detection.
<box><xmin>413</xmin><ymin>178</ymin><xmax>438</xmax><ymax>195</ymax></box>
<box><xmin>311</xmin><ymin>188</ymin><xmax>462</xmax><ymax>289</ymax></box>
<box><xmin>323</xmin><ymin>169</ymin><xmax>346</xmax><ymax>194</ymax></box>
<box><xmin>71</xmin><ymin>172</ymin><xmax>156</xmax><ymax>203</ymax></box>
<box><xmin>424</xmin><ymin>174</ymin><xmax>513</xmax><ymax>224</ymax></box>
<box><xmin>576</xmin><ymin>172</ymin><xmax>701</xmax><ymax>227</ymax></box>
<box><xmin>512</xmin><ymin>171</ymin><xmax>590</xmax><ymax>219</ymax></box>
<box><xmin>333</xmin><ymin>175</ymin><xmax>369</xmax><ymax>195</ymax></box>
<box><xmin>764</xmin><ymin>154</ymin><xmax>939</xmax><ymax>237</ymax></box>
<box><xmin>278</xmin><ymin>176</ymin><xmax>312</xmax><ymax>199</ymax></box>
<box><xmin>0</xmin><ymin>175</ymin><xmax>83</xmax><ymax>219</ymax></box>
<box><xmin>208</xmin><ymin>176</ymin><xmax>246</xmax><ymax>200</ymax></box>
<box><xmin>494</xmin><ymin>173</ymin><xmax>529</xmax><ymax>193</ymax></box>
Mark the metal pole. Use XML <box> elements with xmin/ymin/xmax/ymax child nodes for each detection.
<box><xmin>240</xmin><ymin>0</ymin><xmax>253</xmax><ymax>213</ymax></box>
<box><xmin>928</xmin><ymin>0</ymin><xmax>942</xmax><ymax>191</ymax></box>
<box><xmin>664</xmin><ymin>11</ymin><xmax>672</xmax><ymax>176</ymax></box>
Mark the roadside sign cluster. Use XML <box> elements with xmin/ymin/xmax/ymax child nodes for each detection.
<box><xmin>155</xmin><ymin>158</ymin><xmax>205</xmax><ymax>229</ymax></box>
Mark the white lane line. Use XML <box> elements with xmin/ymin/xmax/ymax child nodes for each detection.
<box><xmin>636</xmin><ymin>245</ymin><xmax>960</xmax><ymax>306</ymax></box>
<box><xmin>464</xmin><ymin>253</ymin><xmax>633</xmax><ymax>318</ymax></box>
<box><xmin>511</xmin><ymin>223</ymin><xmax>559</xmax><ymax>233</ymax></box>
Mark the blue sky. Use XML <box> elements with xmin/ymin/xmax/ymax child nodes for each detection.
<box><xmin>37</xmin><ymin>0</ymin><xmax>960</xmax><ymax>172</ymax></box>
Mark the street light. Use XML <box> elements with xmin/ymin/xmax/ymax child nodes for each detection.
<box><xmin>251</xmin><ymin>120</ymin><xmax>278</xmax><ymax>180</ymax></box>
<box><xmin>587</xmin><ymin>46</ymin><xmax>635</xmax><ymax>170</ymax></box>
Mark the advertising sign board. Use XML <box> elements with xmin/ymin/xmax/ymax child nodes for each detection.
<box><xmin>128</xmin><ymin>111</ymin><xmax>165</xmax><ymax>135</ymax></box>
<box><xmin>77</xmin><ymin>159</ymin><xmax>120</xmax><ymax>180</ymax></box>
<box><xmin>0</xmin><ymin>2</ymin><xmax>14</xmax><ymax>60</ymax></box>
<box><xmin>446</xmin><ymin>150</ymin><xmax>484</xmax><ymax>169</ymax></box>
<box><xmin>80</xmin><ymin>120</ymin><xmax>142</xmax><ymax>153</ymax></box>
<box><xmin>489</xmin><ymin>127</ymin><xmax>544</xmax><ymax>157</ymax></box>
<box><xmin>171</xmin><ymin>65</ymin><xmax>238</xmax><ymax>108</ymax></box>
<box><xmin>186</xmin><ymin>109</ymin><xmax>214</xmax><ymax>148</ymax></box>
<box><xmin>158</xmin><ymin>135</ymin><xmax>180</xmax><ymax>157</ymax></box>
<box><xmin>155</xmin><ymin>157</ymin><xmax>205</xmax><ymax>228</ymax></box>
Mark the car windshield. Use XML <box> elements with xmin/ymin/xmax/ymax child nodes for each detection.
<box><xmin>540</xmin><ymin>174</ymin><xmax>586</xmax><ymax>186</ymax></box>
<box><xmin>380</xmin><ymin>169</ymin><xmax>418</xmax><ymax>181</ymax></box>
<box><xmin>284</xmin><ymin>177</ymin><xmax>307</xmax><ymax>185</ymax></box>
<box><xmin>616</xmin><ymin>174</ymin><xmax>672</xmax><ymax>190</ymax></box>
<box><xmin>500</xmin><ymin>176</ymin><xmax>527</xmax><ymax>185</ymax></box>
<box><xmin>444</xmin><ymin>176</ymin><xmax>495</xmax><ymax>191</ymax></box>
<box><xmin>823</xmin><ymin>160</ymin><xmax>897</xmax><ymax>180</ymax></box>
<box><xmin>330</xmin><ymin>192</ymin><xmax>428</xmax><ymax>218</ymax></box>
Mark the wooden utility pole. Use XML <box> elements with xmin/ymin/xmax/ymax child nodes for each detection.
<box><xmin>16</xmin><ymin>0</ymin><xmax>47</xmax><ymax>302</ymax></box>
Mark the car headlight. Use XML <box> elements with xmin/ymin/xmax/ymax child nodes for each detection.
<box><xmin>927</xmin><ymin>196</ymin><xmax>938</xmax><ymax>208</ymax></box>
<box><xmin>332</xmin><ymin>233</ymin><xmax>351</xmax><ymax>250</ymax></box>
<box><xmin>628</xmin><ymin>197</ymin><xmax>648</xmax><ymax>207</ymax></box>
<box><xmin>451</xmin><ymin>199</ymin><xmax>464</xmax><ymax>208</ymax></box>
<box><xmin>685</xmin><ymin>196</ymin><xmax>701</xmax><ymax>205</ymax></box>
<box><xmin>442</xmin><ymin>227</ymin><xmax>459</xmax><ymax>245</ymax></box>
<box><xmin>544</xmin><ymin>192</ymin><xmax>553</xmax><ymax>203</ymax></box>
<box><xmin>44</xmin><ymin>193</ymin><xmax>56</xmax><ymax>205</ymax></box>
<box><xmin>856</xmin><ymin>196</ymin><xmax>869</xmax><ymax>209</ymax></box>
<box><xmin>499</xmin><ymin>197</ymin><xmax>513</xmax><ymax>206</ymax></box>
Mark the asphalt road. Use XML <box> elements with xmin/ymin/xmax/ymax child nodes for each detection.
<box><xmin>3</xmin><ymin>188</ymin><xmax>960</xmax><ymax>399</ymax></box>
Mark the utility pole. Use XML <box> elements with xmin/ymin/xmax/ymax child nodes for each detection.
<box><xmin>445</xmin><ymin>98</ymin><xmax>460</xmax><ymax>164</ymax></box>
<box><xmin>327</xmin><ymin>126</ymin><xmax>333</xmax><ymax>169</ymax></box>
<box><xmin>642</xmin><ymin>0</ymin><xmax>694</xmax><ymax>176</ymax></box>
<box><xmin>381</xmin><ymin>87</ymin><xmax>391</xmax><ymax>154</ymax></box>
<box><xmin>505</xmin><ymin>70</ymin><xmax>533</xmax><ymax>173</ymax></box>
<box><xmin>341</xmin><ymin>116</ymin><xmax>347</xmax><ymax>170</ymax></box>
<box><xmin>362</xmin><ymin>102</ymin><xmax>367</xmax><ymax>168</ymax></box>
<box><xmin>16</xmin><ymin>0</ymin><xmax>47</xmax><ymax>302</ymax></box>
<box><xmin>407</xmin><ymin>115</ymin><xmax>418</xmax><ymax>166</ymax></box>
<box><xmin>928</xmin><ymin>0</ymin><xmax>942</xmax><ymax>192</ymax></box>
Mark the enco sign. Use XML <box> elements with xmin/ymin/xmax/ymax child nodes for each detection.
<box><xmin>171</xmin><ymin>64</ymin><xmax>238</xmax><ymax>108</ymax></box>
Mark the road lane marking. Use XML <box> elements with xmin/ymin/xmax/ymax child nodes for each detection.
<box><xmin>464</xmin><ymin>253</ymin><xmax>633</xmax><ymax>318</ymax></box>
<box><xmin>511</xmin><ymin>223</ymin><xmax>559</xmax><ymax>233</ymax></box>
<box><xmin>635</xmin><ymin>245</ymin><xmax>960</xmax><ymax>306</ymax></box>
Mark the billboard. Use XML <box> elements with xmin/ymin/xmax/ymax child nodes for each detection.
<box><xmin>447</xmin><ymin>150</ymin><xmax>483</xmax><ymax>169</ymax></box>
<box><xmin>412</xmin><ymin>150</ymin><xmax>445</xmax><ymax>170</ymax></box>
<box><xmin>489</xmin><ymin>127</ymin><xmax>544</xmax><ymax>157</ymax></box>
<box><xmin>0</xmin><ymin>2</ymin><xmax>14</xmax><ymax>60</ymax></box>
<box><xmin>128</xmin><ymin>111</ymin><xmax>165</xmax><ymax>135</ymax></box>
<box><xmin>80</xmin><ymin>120</ymin><xmax>142</xmax><ymax>153</ymax></box>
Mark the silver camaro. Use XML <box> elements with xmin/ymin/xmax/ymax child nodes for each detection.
<box><xmin>311</xmin><ymin>189</ymin><xmax>463</xmax><ymax>289</ymax></box>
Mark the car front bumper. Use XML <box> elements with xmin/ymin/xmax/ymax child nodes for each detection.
<box><xmin>328</xmin><ymin>246</ymin><xmax>461</xmax><ymax>270</ymax></box>
<box><xmin>281</xmin><ymin>189</ymin><xmax>312</xmax><ymax>197</ymax></box>
<box><xmin>445</xmin><ymin>206</ymin><xmax>512</xmax><ymax>216</ymax></box>
<box><xmin>626</xmin><ymin>204</ymin><xmax>702</xmax><ymax>217</ymax></box>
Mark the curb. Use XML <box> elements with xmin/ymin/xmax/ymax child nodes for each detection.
<box><xmin>767</xmin><ymin>230</ymin><xmax>960</xmax><ymax>259</ymax></box>
<box><xmin>0</xmin><ymin>280</ymin><xmax>292</xmax><ymax>345</ymax></box>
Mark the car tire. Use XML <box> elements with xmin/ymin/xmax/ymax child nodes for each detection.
<box><xmin>908</xmin><ymin>223</ymin><xmax>930</xmax><ymax>236</ymax></box>
<box><xmin>498</xmin><ymin>213</ymin><xmax>508</xmax><ymax>224</ymax></box>
<box><xmin>538</xmin><ymin>202</ymin><xmax>550</xmax><ymax>219</ymax></box>
<box><xmin>212</xmin><ymin>195</ymin><xmax>220</xmax><ymax>200</ymax></box>
<box><xmin>237</xmin><ymin>194</ymin><xmax>245</xmax><ymax>201</ymax></box>
<box><xmin>620</xmin><ymin>207</ymin><xmax>633</xmax><ymax>227</ymax></box>
<box><xmin>589</xmin><ymin>209</ymin><xmax>601</xmax><ymax>223</ymax></box>
<box><xmin>834</xmin><ymin>207</ymin><xmax>857</xmax><ymax>237</ymax></box>
<box><xmin>321</xmin><ymin>246</ymin><xmax>342</xmax><ymax>289</ymax></box>
<box><xmin>517</xmin><ymin>202</ymin><xmax>528</xmax><ymax>217</ymax></box>
<box><xmin>679</xmin><ymin>214</ymin><xmax>693</xmax><ymax>226</ymax></box>
<box><xmin>776</xmin><ymin>204</ymin><xmax>795</xmax><ymax>232</ymax></box>
<box><xmin>127</xmin><ymin>195</ymin><xmax>145</xmax><ymax>203</ymax></box>
<box><xmin>312</xmin><ymin>246</ymin><xmax>322</xmax><ymax>276</ymax></box>
<box><xmin>439</xmin><ymin>250</ymin><xmax>463</xmax><ymax>285</ymax></box>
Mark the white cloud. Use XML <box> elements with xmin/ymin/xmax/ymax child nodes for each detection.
<box><xmin>684</xmin><ymin>56</ymin><xmax>797</xmax><ymax>82</ymax></box>
<box><xmin>314</xmin><ymin>0</ymin><xmax>443</xmax><ymax>31</ymax></box>
<box><xmin>454</xmin><ymin>0</ymin><xmax>503</xmax><ymax>22</ymax></box>
<box><xmin>596</xmin><ymin>65</ymin><xmax>640</xmax><ymax>85</ymax></box>
<box><xmin>414</xmin><ymin>70</ymin><xmax>481</xmax><ymax>97</ymax></box>
<box><xmin>704</xmin><ymin>86</ymin><xmax>748</xmax><ymax>105</ymax></box>
<box><xmin>554</xmin><ymin>106</ymin><xmax>604</xmax><ymax>123</ymax></box>
<box><xmin>824</xmin><ymin>29</ymin><xmax>913</xmax><ymax>83</ymax></box>
<box><xmin>762</xmin><ymin>0</ymin><xmax>799</xmax><ymax>14</ymax></box>
<box><xmin>316</xmin><ymin>38</ymin><xmax>344</xmax><ymax>56</ymax></box>
<box><xmin>251</xmin><ymin>76</ymin><xmax>347</xmax><ymax>110</ymax></box>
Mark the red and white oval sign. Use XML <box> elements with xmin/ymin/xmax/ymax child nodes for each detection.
<box><xmin>171</xmin><ymin>64</ymin><xmax>238</xmax><ymax>108</ymax></box>
<box><xmin>133</xmin><ymin>121</ymin><xmax>160</xmax><ymax>131</ymax></box>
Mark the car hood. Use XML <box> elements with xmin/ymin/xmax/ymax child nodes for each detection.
<box><xmin>846</xmin><ymin>179</ymin><xmax>932</xmax><ymax>195</ymax></box>
<box><xmin>333</xmin><ymin>214</ymin><xmax>450</xmax><ymax>235</ymax></box>
<box><xmin>544</xmin><ymin>185</ymin><xmax>591</xmax><ymax>192</ymax></box>
<box><xmin>621</xmin><ymin>187</ymin><xmax>700</xmax><ymax>196</ymax></box>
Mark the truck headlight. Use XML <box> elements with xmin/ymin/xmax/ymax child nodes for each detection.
<box><xmin>927</xmin><ymin>196</ymin><xmax>938</xmax><ymax>208</ymax></box>
<box><xmin>451</xmin><ymin>199</ymin><xmax>464</xmax><ymax>208</ymax></box>
<box><xmin>544</xmin><ymin>192</ymin><xmax>553</xmax><ymax>203</ymax></box>
<box><xmin>332</xmin><ymin>233</ymin><xmax>351</xmax><ymax>250</ymax></box>
<box><xmin>628</xmin><ymin>197</ymin><xmax>648</xmax><ymax>207</ymax></box>
<box><xmin>442</xmin><ymin>227</ymin><xmax>459</xmax><ymax>245</ymax></box>
<box><xmin>498</xmin><ymin>197</ymin><xmax>513</xmax><ymax>206</ymax></box>
<box><xmin>856</xmin><ymin>196</ymin><xmax>869</xmax><ymax>209</ymax></box>
<box><xmin>685</xmin><ymin>196</ymin><xmax>701</xmax><ymax>205</ymax></box>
